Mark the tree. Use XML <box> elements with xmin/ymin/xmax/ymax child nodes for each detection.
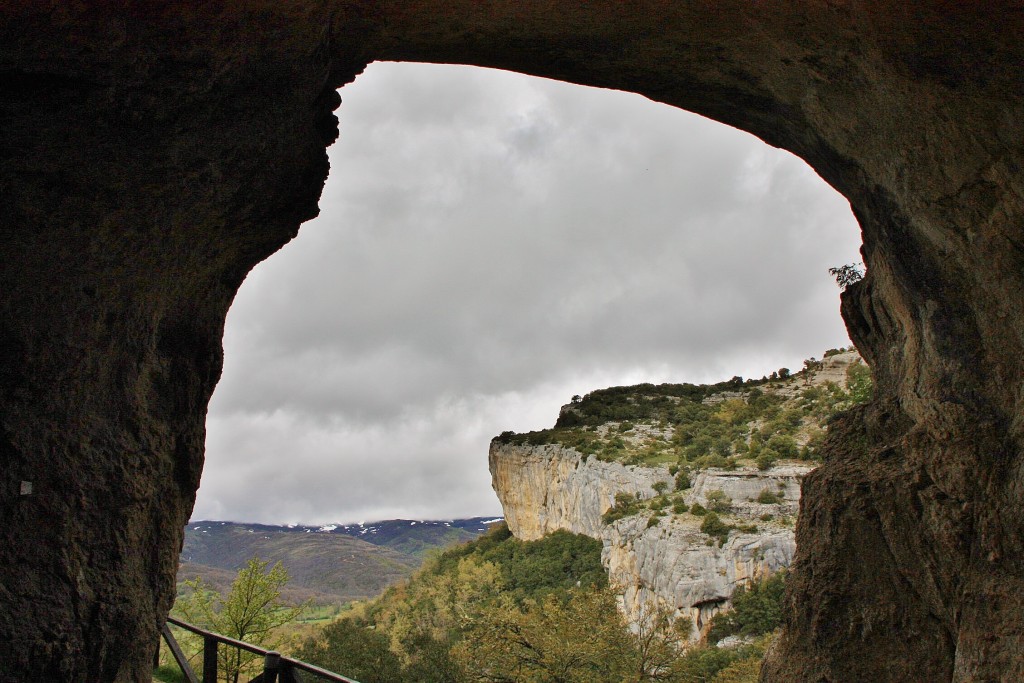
<box><xmin>297</xmin><ymin>618</ymin><xmax>404</xmax><ymax>683</ymax></box>
<box><xmin>845</xmin><ymin>360</ymin><xmax>873</xmax><ymax>404</ymax></box>
<box><xmin>828</xmin><ymin>262</ymin><xmax>865</xmax><ymax>290</ymax></box>
<box><xmin>174</xmin><ymin>557</ymin><xmax>307</xmax><ymax>683</ymax></box>
<box><xmin>627</xmin><ymin>601</ymin><xmax>689</xmax><ymax>682</ymax></box>
<box><xmin>705</xmin><ymin>571</ymin><xmax>787</xmax><ymax>644</ymax></box>
<box><xmin>455</xmin><ymin>588</ymin><xmax>635</xmax><ymax>682</ymax></box>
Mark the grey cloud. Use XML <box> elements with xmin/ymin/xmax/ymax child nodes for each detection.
<box><xmin>194</xmin><ymin>63</ymin><xmax>860</xmax><ymax>524</ymax></box>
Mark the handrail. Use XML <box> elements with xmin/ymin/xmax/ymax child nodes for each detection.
<box><xmin>160</xmin><ymin>616</ymin><xmax>361</xmax><ymax>683</ymax></box>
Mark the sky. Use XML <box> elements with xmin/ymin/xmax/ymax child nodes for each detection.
<box><xmin>192</xmin><ymin>62</ymin><xmax>862</xmax><ymax>525</ymax></box>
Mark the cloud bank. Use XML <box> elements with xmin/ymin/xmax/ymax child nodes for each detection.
<box><xmin>194</xmin><ymin>63</ymin><xmax>861</xmax><ymax>525</ymax></box>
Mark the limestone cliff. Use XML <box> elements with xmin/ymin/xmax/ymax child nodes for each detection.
<box><xmin>491</xmin><ymin>352</ymin><xmax>855</xmax><ymax>639</ymax></box>
<box><xmin>492</xmin><ymin>439</ymin><xmax>807</xmax><ymax>638</ymax></box>
<box><xmin>489</xmin><ymin>443</ymin><xmax>674</xmax><ymax>541</ymax></box>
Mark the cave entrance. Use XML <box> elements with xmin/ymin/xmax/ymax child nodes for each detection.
<box><xmin>193</xmin><ymin>61</ymin><xmax>861</xmax><ymax>529</ymax></box>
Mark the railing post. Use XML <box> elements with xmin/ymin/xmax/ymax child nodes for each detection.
<box><xmin>263</xmin><ymin>651</ymin><xmax>282</xmax><ymax>683</ymax></box>
<box><xmin>203</xmin><ymin>635</ymin><xmax>218</xmax><ymax>683</ymax></box>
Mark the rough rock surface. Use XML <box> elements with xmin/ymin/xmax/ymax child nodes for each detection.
<box><xmin>490</xmin><ymin>443</ymin><xmax>675</xmax><ymax>541</ymax></box>
<box><xmin>2</xmin><ymin>2</ymin><xmax>1023</xmax><ymax>681</ymax></box>
<box><xmin>491</xmin><ymin>442</ymin><xmax>806</xmax><ymax>639</ymax></box>
<box><xmin>605</xmin><ymin>514</ymin><xmax>797</xmax><ymax>640</ymax></box>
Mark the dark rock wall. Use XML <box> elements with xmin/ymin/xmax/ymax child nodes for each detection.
<box><xmin>0</xmin><ymin>3</ymin><xmax>347</xmax><ymax>679</ymax></box>
<box><xmin>0</xmin><ymin>2</ymin><xmax>1021</xmax><ymax>680</ymax></box>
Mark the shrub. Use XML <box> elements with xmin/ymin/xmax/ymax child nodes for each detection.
<box><xmin>670</xmin><ymin>642</ymin><xmax>765</xmax><ymax>682</ymax></box>
<box><xmin>705</xmin><ymin>489</ymin><xmax>732</xmax><ymax>513</ymax></box>
<box><xmin>756</xmin><ymin>488</ymin><xmax>783</xmax><ymax>505</ymax></box>
<box><xmin>755</xmin><ymin>450</ymin><xmax>778</xmax><ymax>471</ymax></box>
<box><xmin>694</xmin><ymin>453</ymin><xmax>730</xmax><ymax>470</ymax></box>
<box><xmin>602</xmin><ymin>492</ymin><xmax>643</xmax><ymax>524</ymax></box>
<box><xmin>700</xmin><ymin>512</ymin><xmax>733</xmax><ymax>545</ymax></box>
<box><xmin>690</xmin><ymin>503</ymin><xmax>708</xmax><ymax>516</ymax></box>
<box><xmin>675</xmin><ymin>471</ymin><xmax>692</xmax><ymax>491</ymax></box>
<box><xmin>712</xmin><ymin>656</ymin><xmax>762</xmax><ymax>683</ymax></box>
<box><xmin>846</xmin><ymin>361</ymin><xmax>873</xmax><ymax>404</ymax></box>
<box><xmin>705</xmin><ymin>571</ymin><xmax>788</xmax><ymax>643</ymax></box>
<box><xmin>765</xmin><ymin>434</ymin><xmax>798</xmax><ymax>459</ymax></box>
<box><xmin>652</xmin><ymin>480</ymin><xmax>669</xmax><ymax>495</ymax></box>
<box><xmin>673</xmin><ymin>500</ymin><xmax>689</xmax><ymax>514</ymax></box>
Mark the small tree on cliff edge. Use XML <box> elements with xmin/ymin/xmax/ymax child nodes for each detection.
<box><xmin>174</xmin><ymin>557</ymin><xmax>307</xmax><ymax>683</ymax></box>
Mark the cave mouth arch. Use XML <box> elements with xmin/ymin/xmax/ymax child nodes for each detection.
<box><xmin>2</xmin><ymin>4</ymin><xmax>1021</xmax><ymax>681</ymax></box>
<box><xmin>196</xmin><ymin>61</ymin><xmax>861</xmax><ymax>527</ymax></box>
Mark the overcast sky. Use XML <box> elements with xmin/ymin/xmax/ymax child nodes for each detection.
<box><xmin>192</xmin><ymin>62</ymin><xmax>861</xmax><ymax>525</ymax></box>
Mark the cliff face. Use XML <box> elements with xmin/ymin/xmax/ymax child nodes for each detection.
<box><xmin>3</xmin><ymin>3</ymin><xmax>1024</xmax><ymax>680</ymax></box>
<box><xmin>491</xmin><ymin>441</ymin><xmax>807</xmax><ymax>638</ymax></box>
<box><xmin>490</xmin><ymin>443</ymin><xmax>674</xmax><ymax>541</ymax></box>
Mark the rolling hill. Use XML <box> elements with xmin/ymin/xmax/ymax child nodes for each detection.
<box><xmin>178</xmin><ymin>518</ymin><xmax>500</xmax><ymax>604</ymax></box>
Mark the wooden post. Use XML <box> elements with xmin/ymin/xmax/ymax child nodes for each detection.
<box><xmin>263</xmin><ymin>651</ymin><xmax>281</xmax><ymax>683</ymax></box>
<box><xmin>203</xmin><ymin>635</ymin><xmax>218</xmax><ymax>683</ymax></box>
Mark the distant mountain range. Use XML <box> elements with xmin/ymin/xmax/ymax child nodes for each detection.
<box><xmin>178</xmin><ymin>517</ymin><xmax>502</xmax><ymax>604</ymax></box>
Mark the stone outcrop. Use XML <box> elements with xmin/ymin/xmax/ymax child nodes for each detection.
<box><xmin>490</xmin><ymin>443</ymin><xmax>674</xmax><ymax>540</ymax></box>
<box><xmin>491</xmin><ymin>441</ymin><xmax>807</xmax><ymax>639</ymax></box>
<box><xmin>604</xmin><ymin>514</ymin><xmax>797</xmax><ymax>639</ymax></box>
<box><xmin>2</xmin><ymin>3</ymin><xmax>1023</xmax><ymax>680</ymax></box>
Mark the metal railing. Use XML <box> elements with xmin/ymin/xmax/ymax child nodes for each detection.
<box><xmin>158</xmin><ymin>616</ymin><xmax>361</xmax><ymax>683</ymax></box>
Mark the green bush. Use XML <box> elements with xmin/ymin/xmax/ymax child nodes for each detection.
<box><xmin>700</xmin><ymin>512</ymin><xmax>733</xmax><ymax>545</ymax></box>
<box><xmin>765</xmin><ymin>434</ymin><xmax>797</xmax><ymax>459</ymax></box>
<box><xmin>603</xmin><ymin>492</ymin><xmax>643</xmax><ymax>524</ymax></box>
<box><xmin>434</xmin><ymin>524</ymin><xmax>606</xmax><ymax>598</ymax></box>
<box><xmin>705</xmin><ymin>489</ymin><xmax>732</xmax><ymax>513</ymax></box>
<box><xmin>756</xmin><ymin>488</ymin><xmax>783</xmax><ymax>504</ymax></box>
<box><xmin>755</xmin><ymin>450</ymin><xmax>778</xmax><ymax>471</ymax></box>
<box><xmin>298</xmin><ymin>619</ymin><xmax>405</xmax><ymax>683</ymax></box>
<box><xmin>706</xmin><ymin>571</ymin><xmax>787</xmax><ymax>643</ymax></box>
<box><xmin>690</xmin><ymin>503</ymin><xmax>708</xmax><ymax>516</ymax></box>
<box><xmin>846</xmin><ymin>361</ymin><xmax>873</xmax><ymax>404</ymax></box>
<box><xmin>671</xmin><ymin>642</ymin><xmax>765</xmax><ymax>682</ymax></box>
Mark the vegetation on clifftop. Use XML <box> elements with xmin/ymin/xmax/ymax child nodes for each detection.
<box><xmin>495</xmin><ymin>349</ymin><xmax>871</xmax><ymax>472</ymax></box>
